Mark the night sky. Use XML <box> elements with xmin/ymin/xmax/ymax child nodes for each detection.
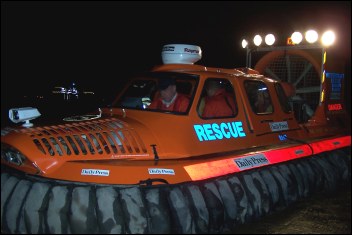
<box><xmin>1</xmin><ymin>1</ymin><xmax>351</xmax><ymax>109</ymax></box>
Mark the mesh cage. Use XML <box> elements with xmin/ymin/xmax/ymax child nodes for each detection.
<box><xmin>249</xmin><ymin>47</ymin><xmax>323</xmax><ymax>123</ymax></box>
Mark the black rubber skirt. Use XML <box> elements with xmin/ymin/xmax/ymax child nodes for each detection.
<box><xmin>1</xmin><ymin>147</ymin><xmax>350</xmax><ymax>234</ymax></box>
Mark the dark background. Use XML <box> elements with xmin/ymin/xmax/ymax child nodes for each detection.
<box><xmin>1</xmin><ymin>1</ymin><xmax>351</xmax><ymax>126</ymax></box>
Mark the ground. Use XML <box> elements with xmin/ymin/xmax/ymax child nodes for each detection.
<box><xmin>230</xmin><ymin>187</ymin><xmax>351</xmax><ymax>234</ymax></box>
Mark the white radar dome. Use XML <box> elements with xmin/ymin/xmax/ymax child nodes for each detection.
<box><xmin>161</xmin><ymin>44</ymin><xmax>202</xmax><ymax>64</ymax></box>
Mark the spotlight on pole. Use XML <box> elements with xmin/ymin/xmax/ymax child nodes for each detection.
<box><xmin>253</xmin><ymin>35</ymin><xmax>262</xmax><ymax>46</ymax></box>
<box><xmin>291</xmin><ymin>31</ymin><xmax>303</xmax><ymax>44</ymax></box>
<box><xmin>305</xmin><ymin>30</ymin><xmax>318</xmax><ymax>43</ymax></box>
<box><xmin>321</xmin><ymin>30</ymin><xmax>335</xmax><ymax>47</ymax></box>
<box><xmin>242</xmin><ymin>39</ymin><xmax>248</xmax><ymax>49</ymax></box>
<box><xmin>265</xmin><ymin>34</ymin><xmax>275</xmax><ymax>46</ymax></box>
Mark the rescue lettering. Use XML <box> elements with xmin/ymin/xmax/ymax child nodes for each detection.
<box><xmin>193</xmin><ymin>121</ymin><xmax>246</xmax><ymax>141</ymax></box>
<box><xmin>328</xmin><ymin>104</ymin><xmax>342</xmax><ymax>111</ymax></box>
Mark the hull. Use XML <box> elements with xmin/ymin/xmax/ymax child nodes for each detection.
<box><xmin>1</xmin><ymin>147</ymin><xmax>350</xmax><ymax>233</ymax></box>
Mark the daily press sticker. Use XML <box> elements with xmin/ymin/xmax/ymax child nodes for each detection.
<box><xmin>148</xmin><ymin>168</ymin><xmax>175</xmax><ymax>175</ymax></box>
<box><xmin>233</xmin><ymin>153</ymin><xmax>269</xmax><ymax>170</ymax></box>
<box><xmin>81</xmin><ymin>169</ymin><xmax>110</xmax><ymax>176</ymax></box>
<box><xmin>269</xmin><ymin>121</ymin><xmax>289</xmax><ymax>132</ymax></box>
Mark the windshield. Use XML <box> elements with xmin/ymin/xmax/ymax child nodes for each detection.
<box><xmin>113</xmin><ymin>72</ymin><xmax>199</xmax><ymax>114</ymax></box>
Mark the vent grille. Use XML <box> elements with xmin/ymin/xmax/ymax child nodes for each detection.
<box><xmin>21</xmin><ymin>118</ymin><xmax>147</xmax><ymax>157</ymax></box>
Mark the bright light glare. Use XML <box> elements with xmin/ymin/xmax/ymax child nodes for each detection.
<box><xmin>291</xmin><ymin>32</ymin><xmax>303</xmax><ymax>44</ymax></box>
<box><xmin>265</xmin><ymin>34</ymin><xmax>275</xmax><ymax>46</ymax></box>
<box><xmin>305</xmin><ymin>30</ymin><xmax>318</xmax><ymax>43</ymax></box>
<box><xmin>321</xmin><ymin>30</ymin><xmax>335</xmax><ymax>46</ymax></box>
<box><xmin>253</xmin><ymin>35</ymin><xmax>262</xmax><ymax>46</ymax></box>
<box><xmin>242</xmin><ymin>39</ymin><xmax>248</xmax><ymax>48</ymax></box>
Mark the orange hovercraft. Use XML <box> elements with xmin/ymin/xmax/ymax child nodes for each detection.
<box><xmin>1</xmin><ymin>44</ymin><xmax>351</xmax><ymax>234</ymax></box>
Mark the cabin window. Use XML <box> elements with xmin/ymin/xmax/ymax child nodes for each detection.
<box><xmin>198</xmin><ymin>78</ymin><xmax>238</xmax><ymax>119</ymax></box>
<box><xmin>244</xmin><ymin>81</ymin><xmax>273</xmax><ymax>114</ymax></box>
<box><xmin>113</xmin><ymin>72</ymin><xmax>198</xmax><ymax>114</ymax></box>
<box><xmin>274</xmin><ymin>83</ymin><xmax>292</xmax><ymax>113</ymax></box>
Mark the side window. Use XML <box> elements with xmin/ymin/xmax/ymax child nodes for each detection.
<box><xmin>117</xmin><ymin>79</ymin><xmax>157</xmax><ymax>109</ymax></box>
<box><xmin>176</xmin><ymin>80</ymin><xmax>193</xmax><ymax>97</ymax></box>
<box><xmin>198</xmin><ymin>78</ymin><xmax>238</xmax><ymax>119</ymax></box>
<box><xmin>275</xmin><ymin>83</ymin><xmax>292</xmax><ymax>113</ymax></box>
<box><xmin>114</xmin><ymin>72</ymin><xmax>198</xmax><ymax>114</ymax></box>
<box><xmin>244</xmin><ymin>81</ymin><xmax>273</xmax><ymax>114</ymax></box>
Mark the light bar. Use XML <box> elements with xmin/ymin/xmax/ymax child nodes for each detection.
<box><xmin>184</xmin><ymin>135</ymin><xmax>350</xmax><ymax>181</ymax></box>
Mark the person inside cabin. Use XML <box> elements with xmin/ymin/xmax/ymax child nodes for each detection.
<box><xmin>254</xmin><ymin>88</ymin><xmax>273</xmax><ymax>113</ymax></box>
<box><xmin>148</xmin><ymin>78</ymin><xmax>190</xmax><ymax>112</ymax></box>
<box><xmin>201</xmin><ymin>80</ymin><xmax>237</xmax><ymax>118</ymax></box>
